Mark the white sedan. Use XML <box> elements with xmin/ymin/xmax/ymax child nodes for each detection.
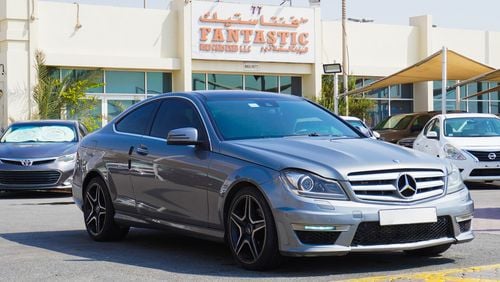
<box><xmin>414</xmin><ymin>113</ymin><xmax>500</xmax><ymax>183</ymax></box>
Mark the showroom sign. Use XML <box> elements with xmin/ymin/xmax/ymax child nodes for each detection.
<box><xmin>191</xmin><ymin>1</ymin><xmax>315</xmax><ymax>63</ymax></box>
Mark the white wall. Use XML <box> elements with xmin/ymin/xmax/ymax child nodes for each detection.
<box><xmin>322</xmin><ymin>21</ymin><xmax>419</xmax><ymax>77</ymax></box>
<box><xmin>37</xmin><ymin>1</ymin><xmax>180</xmax><ymax>70</ymax></box>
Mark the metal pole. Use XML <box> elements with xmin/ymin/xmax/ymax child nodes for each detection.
<box><xmin>144</xmin><ymin>0</ymin><xmax>147</xmax><ymax>8</ymax></box>
<box><xmin>342</xmin><ymin>0</ymin><xmax>348</xmax><ymax>115</ymax></box>
<box><xmin>441</xmin><ymin>46</ymin><xmax>447</xmax><ymax>115</ymax></box>
<box><xmin>456</xmin><ymin>80</ymin><xmax>461</xmax><ymax>110</ymax></box>
<box><xmin>334</xmin><ymin>73</ymin><xmax>339</xmax><ymax>114</ymax></box>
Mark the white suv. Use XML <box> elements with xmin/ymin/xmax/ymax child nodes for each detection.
<box><xmin>414</xmin><ymin>113</ymin><xmax>500</xmax><ymax>183</ymax></box>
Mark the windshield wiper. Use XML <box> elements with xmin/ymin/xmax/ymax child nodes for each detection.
<box><xmin>308</xmin><ymin>132</ymin><xmax>321</xmax><ymax>137</ymax></box>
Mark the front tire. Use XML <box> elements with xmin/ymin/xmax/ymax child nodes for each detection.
<box><xmin>405</xmin><ymin>243</ymin><xmax>451</xmax><ymax>256</ymax></box>
<box><xmin>226</xmin><ymin>187</ymin><xmax>282</xmax><ymax>270</ymax></box>
<box><xmin>83</xmin><ymin>177</ymin><xmax>129</xmax><ymax>241</ymax></box>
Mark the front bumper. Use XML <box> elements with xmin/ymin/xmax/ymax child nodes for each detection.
<box><xmin>454</xmin><ymin>159</ymin><xmax>500</xmax><ymax>182</ymax></box>
<box><xmin>0</xmin><ymin>161</ymin><xmax>75</xmax><ymax>191</ymax></box>
<box><xmin>268</xmin><ymin>182</ymin><xmax>474</xmax><ymax>256</ymax></box>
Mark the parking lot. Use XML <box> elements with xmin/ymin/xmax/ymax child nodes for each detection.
<box><xmin>0</xmin><ymin>183</ymin><xmax>499</xmax><ymax>281</ymax></box>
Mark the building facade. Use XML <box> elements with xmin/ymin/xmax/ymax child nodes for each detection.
<box><xmin>0</xmin><ymin>0</ymin><xmax>499</xmax><ymax>128</ymax></box>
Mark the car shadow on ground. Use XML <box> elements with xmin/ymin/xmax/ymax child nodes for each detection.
<box><xmin>0</xmin><ymin>190</ymin><xmax>72</xmax><ymax>200</ymax></box>
<box><xmin>465</xmin><ymin>182</ymin><xmax>500</xmax><ymax>190</ymax></box>
<box><xmin>0</xmin><ymin>228</ymin><xmax>454</xmax><ymax>278</ymax></box>
<box><xmin>474</xmin><ymin>208</ymin><xmax>500</xmax><ymax>220</ymax></box>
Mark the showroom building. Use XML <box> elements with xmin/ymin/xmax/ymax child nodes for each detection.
<box><xmin>0</xmin><ymin>0</ymin><xmax>499</xmax><ymax>128</ymax></box>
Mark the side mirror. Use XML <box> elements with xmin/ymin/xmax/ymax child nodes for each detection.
<box><xmin>167</xmin><ymin>127</ymin><xmax>201</xmax><ymax>145</ymax></box>
<box><xmin>373</xmin><ymin>131</ymin><xmax>381</xmax><ymax>139</ymax></box>
<box><xmin>426</xmin><ymin>131</ymin><xmax>439</xmax><ymax>140</ymax></box>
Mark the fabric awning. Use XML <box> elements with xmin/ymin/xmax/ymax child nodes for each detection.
<box><xmin>342</xmin><ymin>49</ymin><xmax>495</xmax><ymax>97</ymax></box>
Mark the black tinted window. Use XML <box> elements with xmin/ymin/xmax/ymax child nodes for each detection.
<box><xmin>115</xmin><ymin>101</ymin><xmax>159</xmax><ymax>135</ymax></box>
<box><xmin>150</xmin><ymin>98</ymin><xmax>206</xmax><ymax>140</ymax></box>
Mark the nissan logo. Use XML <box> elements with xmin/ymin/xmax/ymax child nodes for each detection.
<box><xmin>21</xmin><ymin>160</ymin><xmax>33</xmax><ymax>166</ymax></box>
<box><xmin>488</xmin><ymin>153</ymin><xmax>497</xmax><ymax>160</ymax></box>
<box><xmin>396</xmin><ymin>174</ymin><xmax>417</xmax><ymax>198</ymax></box>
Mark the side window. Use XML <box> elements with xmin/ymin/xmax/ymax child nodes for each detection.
<box><xmin>79</xmin><ymin>123</ymin><xmax>88</xmax><ymax>137</ymax></box>
<box><xmin>423</xmin><ymin>119</ymin><xmax>434</xmax><ymax>135</ymax></box>
<box><xmin>430</xmin><ymin>118</ymin><xmax>441</xmax><ymax>136</ymax></box>
<box><xmin>412</xmin><ymin>115</ymin><xmax>431</xmax><ymax>130</ymax></box>
<box><xmin>150</xmin><ymin>98</ymin><xmax>207</xmax><ymax>141</ymax></box>
<box><xmin>115</xmin><ymin>101</ymin><xmax>159</xmax><ymax>135</ymax></box>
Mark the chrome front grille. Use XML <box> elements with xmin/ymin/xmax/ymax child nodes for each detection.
<box><xmin>466</xmin><ymin>150</ymin><xmax>500</xmax><ymax>162</ymax></box>
<box><xmin>348</xmin><ymin>169</ymin><xmax>445</xmax><ymax>202</ymax></box>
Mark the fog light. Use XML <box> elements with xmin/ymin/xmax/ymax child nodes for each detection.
<box><xmin>292</xmin><ymin>224</ymin><xmax>349</xmax><ymax>232</ymax></box>
<box><xmin>456</xmin><ymin>214</ymin><xmax>473</xmax><ymax>222</ymax></box>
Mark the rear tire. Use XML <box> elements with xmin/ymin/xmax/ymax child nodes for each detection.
<box><xmin>83</xmin><ymin>177</ymin><xmax>129</xmax><ymax>241</ymax></box>
<box><xmin>226</xmin><ymin>187</ymin><xmax>282</xmax><ymax>270</ymax></box>
<box><xmin>405</xmin><ymin>243</ymin><xmax>451</xmax><ymax>256</ymax></box>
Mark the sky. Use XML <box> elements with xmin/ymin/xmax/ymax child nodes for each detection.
<box><xmin>43</xmin><ymin>0</ymin><xmax>500</xmax><ymax>32</ymax></box>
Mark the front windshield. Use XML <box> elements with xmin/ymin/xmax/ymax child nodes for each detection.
<box><xmin>0</xmin><ymin>124</ymin><xmax>77</xmax><ymax>143</ymax></box>
<box><xmin>374</xmin><ymin>114</ymin><xmax>413</xmax><ymax>130</ymax></box>
<box><xmin>206</xmin><ymin>98</ymin><xmax>360</xmax><ymax>140</ymax></box>
<box><xmin>444</xmin><ymin>117</ymin><xmax>500</xmax><ymax>137</ymax></box>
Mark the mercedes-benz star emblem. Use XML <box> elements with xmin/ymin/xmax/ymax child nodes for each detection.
<box><xmin>488</xmin><ymin>153</ymin><xmax>497</xmax><ymax>160</ymax></box>
<box><xmin>21</xmin><ymin>160</ymin><xmax>33</xmax><ymax>166</ymax></box>
<box><xmin>396</xmin><ymin>174</ymin><xmax>417</xmax><ymax>198</ymax></box>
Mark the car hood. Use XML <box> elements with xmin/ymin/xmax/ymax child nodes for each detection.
<box><xmin>0</xmin><ymin>142</ymin><xmax>77</xmax><ymax>159</ymax></box>
<box><xmin>447</xmin><ymin>137</ymin><xmax>500</xmax><ymax>150</ymax></box>
<box><xmin>377</xmin><ymin>129</ymin><xmax>411</xmax><ymax>143</ymax></box>
<box><xmin>219</xmin><ymin>137</ymin><xmax>446</xmax><ymax>181</ymax></box>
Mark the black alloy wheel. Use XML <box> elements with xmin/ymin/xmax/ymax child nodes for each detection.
<box><xmin>227</xmin><ymin>187</ymin><xmax>282</xmax><ymax>270</ymax></box>
<box><xmin>83</xmin><ymin>177</ymin><xmax>129</xmax><ymax>241</ymax></box>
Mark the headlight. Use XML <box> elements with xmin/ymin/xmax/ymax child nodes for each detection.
<box><xmin>57</xmin><ymin>153</ymin><xmax>76</xmax><ymax>162</ymax></box>
<box><xmin>443</xmin><ymin>143</ymin><xmax>467</xmax><ymax>160</ymax></box>
<box><xmin>282</xmin><ymin>170</ymin><xmax>348</xmax><ymax>200</ymax></box>
<box><xmin>447</xmin><ymin>163</ymin><xmax>465</xmax><ymax>194</ymax></box>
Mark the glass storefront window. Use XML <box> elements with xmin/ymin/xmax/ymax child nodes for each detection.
<box><xmin>107</xmin><ymin>100</ymin><xmax>138</xmax><ymax>122</ymax></box>
<box><xmin>280</xmin><ymin>76</ymin><xmax>302</xmax><ymax>96</ymax></box>
<box><xmin>245</xmin><ymin>75</ymin><xmax>278</xmax><ymax>92</ymax></box>
<box><xmin>390</xmin><ymin>100</ymin><xmax>413</xmax><ymax>115</ymax></box>
<box><xmin>106</xmin><ymin>71</ymin><xmax>145</xmax><ymax>94</ymax></box>
<box><xmin>192</xmin><ymin>73</ymin><xmax>206</xmax><ymax>90</ymax></box>
<box><xmin>366</xmin><ymin>100</ymin><xmax>389</xmax><ymax>128</ymax></box>
<box><xmin>366</xmin><ymin>87</ymin><xmax>388</xmax><ymax>99</ymax></box>
<box><xmin>389</xmin><ymin>85</ymin><xmax>400</xmax><ymax>98</ymax></box>
<box><xmin>147</xmin><ymin>72</ymin><xmax>172</xmax><ymax>95</ymax></box>
<box><xmin>208</xmin><ymin>74</ymin><xmax>243</xmax><ymax>90</ymax></box>
<box><xmin>61</xmin><ymin>69</ymin><xmax>104</xmax><ymax>93</ymax></box>
<box><xmin>67</xmin><ymin>99</ymin><xmax>103</xmax><ymax>129</ymax></box>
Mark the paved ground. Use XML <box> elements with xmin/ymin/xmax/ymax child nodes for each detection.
<box><xmin>0</xmin><ymin>183</ymin><xmax>499</xmax><ymax>281</ymax></box>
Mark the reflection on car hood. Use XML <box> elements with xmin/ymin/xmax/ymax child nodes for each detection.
<box><xmin>219</xmin><ymin>137</ymin><xmax>445</xmax><ymax>180</ymax></box>
<box><xmin>0</xmin><ymin>142</ymin><xmax>77</xmax><ymax>159</ymax></box>
<box><xmin>448</xmin><ymin>137</ymin><xmax>500</xmax><ymax>149</ymax></box>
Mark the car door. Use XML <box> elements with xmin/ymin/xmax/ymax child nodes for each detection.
<box><xmin>420</xmin><ymin>118</ymin><xmax>442</xmax><ymax>157</ymax></box>
<box><xmin>132</xmin><ymin>97</ymin><xmax>211</xmax><ymax>227</ymax></box>
<box><xmin>106</xmin><ymin>101</ymin><xmax>160</xmax><ymax>214</ymax></box>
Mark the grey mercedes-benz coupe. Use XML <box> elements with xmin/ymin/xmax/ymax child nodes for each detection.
<box><xmin>0</xmin><ymin>120</ymin><xmax>86</xmax><ymax>191</ymax></box>
<box><xmin>72</xmin><ymin>91</ymin><xmax>474</xmax><ymax>270</ymax></box>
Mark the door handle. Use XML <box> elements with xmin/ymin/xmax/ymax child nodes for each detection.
<box><xmin>136</xmin><ymin>145</ymin><xmax>149</xmax><ymax>156</ymax></box>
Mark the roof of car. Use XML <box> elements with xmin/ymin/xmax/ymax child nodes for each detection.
<box><xmin>189</xmin><ymin>90</ymin><xmax>303</xmax><ymax>101</ymax></box>
<box><xmin>341</xmin><ymin>116</ymin><xmax>362</xmax><ymax>121</ymax></box>
<box><xmin>437</xmin><ymin>113</ymin><xmax>499</xmax><ymax>119</ymax></box>
<box><xmin>9</xmin><ymin>120</ymin><xmax>78</xmax><ymax>126</ymax></box>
